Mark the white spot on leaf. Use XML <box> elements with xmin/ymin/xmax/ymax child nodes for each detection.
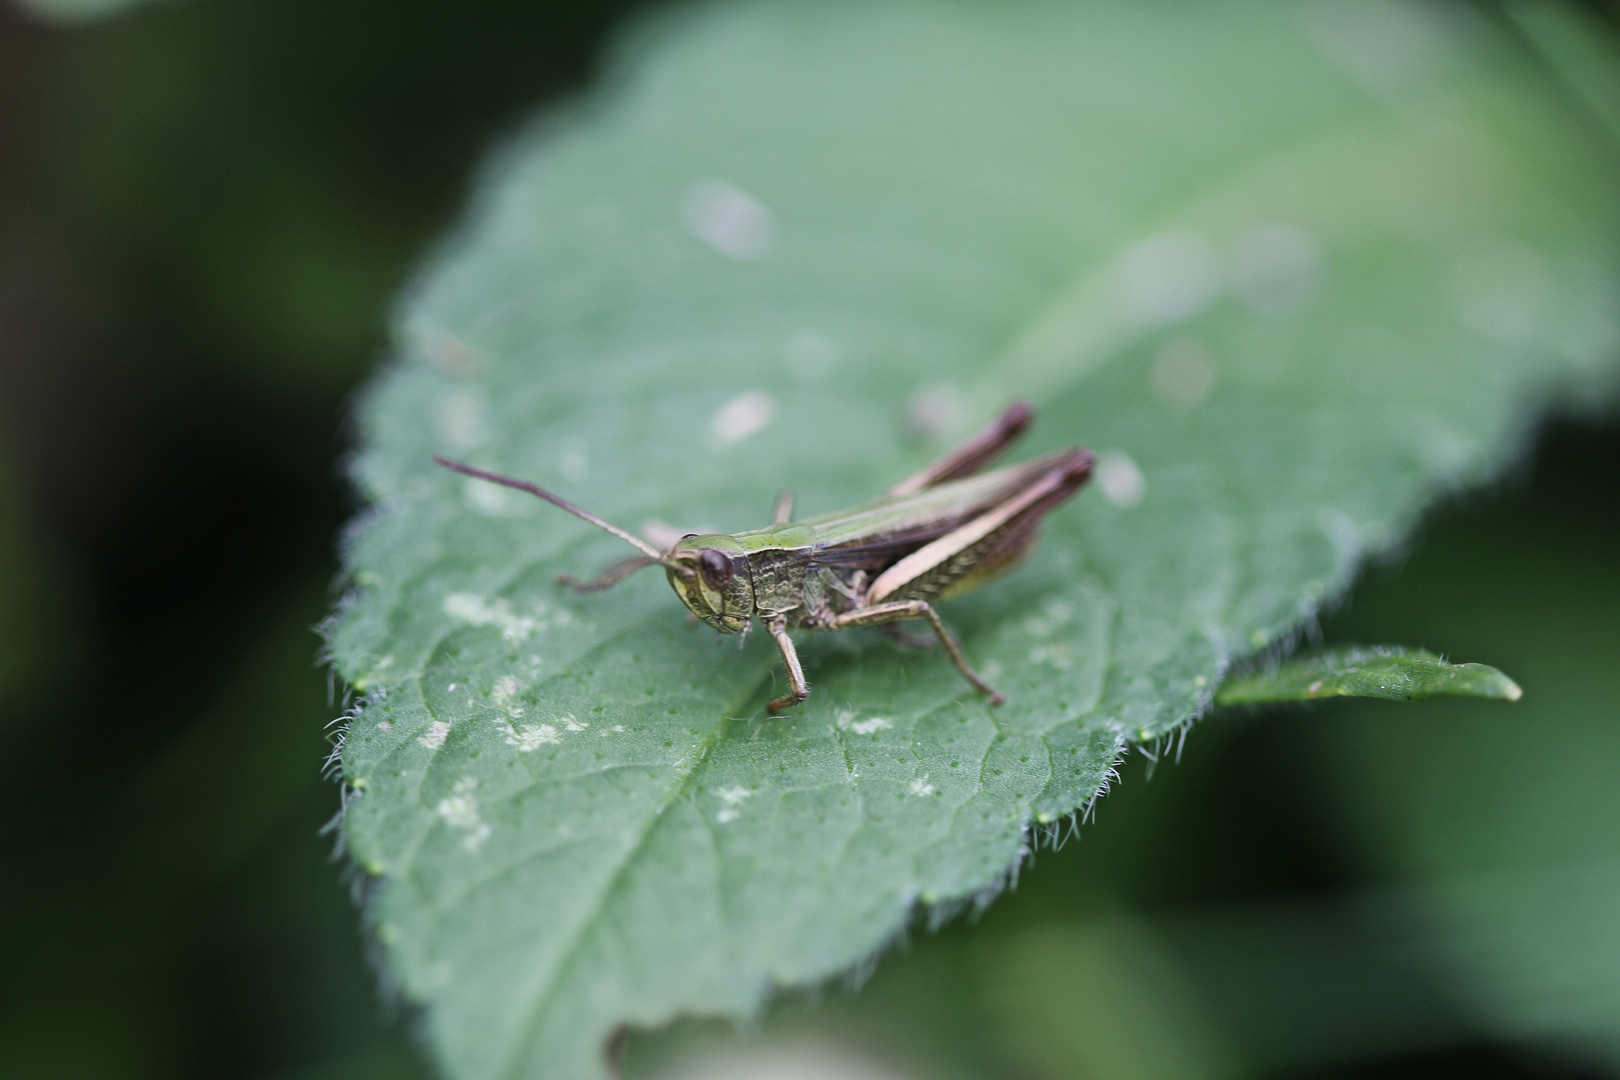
<box><xmin>835</xmin><ymin>710</ymin><xmax>893</xmax><ymax>736</ymax></box>
<box><xmin>437</xmin><ymin>793</ymin><xmax>477</xmax><ymax>828</ymax></box>
<box><xmin>419</xmin><ymin>720</ymin><xmax>451</xmax><ymax>750</ymax></box>
<box><xmin>1231</xmin><ymin>224</ymin><xmax>1324</xmax><ymax>315</ymax></box>
<box><xmin>443</xmin><ymin>592</ymin><xmax>538</xmax><ymax>641</ymax></box>
<box><xmin>1030</xmin><ymin>643</ymin><xmax>1073</xmax><ymax>670</ymax></box>
<box><xmin>908</xmin><ymin>777</ymin><xmax>936</xmax><ymax>797</ymax></box>
<box><xmin>502</xmin><ymin>722</ymin><xmax>561</xmax><ymax>751</ymax></box>
<box><xmin>682</xmin><ymin>178</ymin><xmax>776</xmax><ymax>261</ymax></box>
<box><xmin>435</xmin><ymin>777</ymin><xmax>491</xmax><ymax>851</ymax></box>
<box><xmin>709</xmin><ymin>390</ymin><xmax>776</xmax><ymax>446</ymax></box>
<box><xmin>1150</xmin><ymin>336</ymin><xmax>1217</xmax><ymax>410</ymax></box>
<box><xmin>1119</xmin><ymin>231</ymin><xmax>1217</xmax><ymax>325</ymax></box>
<box><xmin>1023</xmin><ymin>598</ymin><xmax>1074</xmax><ymax>638</ymax></box>
<box><xmin>462</xmin><ymin>477</ymin><xmax>514</xmax><ymax>517</ymax></box>
<box><xmin>492</xmin><ymin>675</ymin><xmax>524</xmax><ymax>716</ymax></box>
<box><xmin>358</xmin><ymin>654</ymin><xmax>395</xmax><ymax>690</ymax></box>
<box><xmin>715</xmin><ymin>786</ymin><xmax>754</xmax><ymax>824</ymax></box>
<box><xmin>1095</xmin><ymin>451</ymin><xmax>1146</xmax><ymax>507</ymax></box>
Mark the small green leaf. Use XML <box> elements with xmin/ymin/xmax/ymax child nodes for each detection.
<box><xmin>1216</xmin><ymin>646</ymin><xmax>1523</xmax><ymax>706</ymax></box>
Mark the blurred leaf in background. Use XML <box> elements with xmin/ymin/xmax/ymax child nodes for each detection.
<box><xmin>13</xmin><ymin>0</ymin><xmax>173</xmax><ymax>27</ymax></box>
<box><xmin>0</xmin><ymin>0</ymin><xmax>644</xmax><ymax>1077</ymax></box>
<box><xmin>0</xmin><ymin>440</ymin><xmax>73</xmax><ymax>731</ymax></box>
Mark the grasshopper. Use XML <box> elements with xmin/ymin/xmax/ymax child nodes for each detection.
<box><xmin>436</xmin><ymin>402</ymin><xmax>1094</xmax><ymax>713</ymax></box>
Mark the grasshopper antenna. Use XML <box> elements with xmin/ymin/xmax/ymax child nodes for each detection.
<box><xmin>433</xmin><ymin>457</ymin><xmax>694</xmax><ymax>579</ymax></box>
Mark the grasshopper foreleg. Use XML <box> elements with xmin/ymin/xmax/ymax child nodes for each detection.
<box><xmin>557</xmin><ymin>554</ymin><xmax>659</xmax><ymax>592</ymax></box>
<box><xmin>766</xmin><ymin>614</ymin><xmax>810</xmax><ymax>713</ymax></box>
<box><xmin>828</xmin><ymin>600</ymin><xmax>1004</xmax><ymax>705</ymax></box>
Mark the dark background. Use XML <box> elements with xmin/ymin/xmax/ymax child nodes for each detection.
<box><xmin>0</xmin><ymin>2</ymin><xmax>1616</xmax><ymax>1078</ymax></box>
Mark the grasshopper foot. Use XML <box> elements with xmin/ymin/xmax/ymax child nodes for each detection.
<box><xmin>768</xmin><ymin>689</ymin><xmax>809</xmax><ymax>714</ymax></box>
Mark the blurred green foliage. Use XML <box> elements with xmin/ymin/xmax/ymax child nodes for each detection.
<box><xmin>0</xmin><ymin>2</ymin><xmax>1618</xmax><ymax>1080</ymax></box>
<box><xmin>13</xmin><ymin>0</ymin><xmax>172</xmax><ymax>27</ymax></box>
<box><xmin>0</xmin><ymin>0</ymin><xmax>640</xmax><ymax>1077</ymax></box>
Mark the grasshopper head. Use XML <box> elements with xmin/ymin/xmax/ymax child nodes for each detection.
<box><xmin>666</xmin><ymin>534</ymin><xmax>753</xmax><ymax>633</ymax></box>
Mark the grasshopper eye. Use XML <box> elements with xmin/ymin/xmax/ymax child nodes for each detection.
<box><xmin>698</xmin><ymin>549</ymin><xmax>733</xmax><ymax>588</ymax></box>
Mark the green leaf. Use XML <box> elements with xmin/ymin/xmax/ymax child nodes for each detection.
<box><xmin>1214</xmin><ymin>646</ymin><xmax>1523</xmax><ymax>706</ymax></box>
<box><xmin>328</xmin><ymin>4</ymin><xmax>1620</xmax><ymax>1078</ymax></box>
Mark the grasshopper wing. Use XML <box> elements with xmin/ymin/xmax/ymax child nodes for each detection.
<box><xmin>866</xmin><ymin>449</ymin><xmax>1095</xmax><ymax>604</ymax></box>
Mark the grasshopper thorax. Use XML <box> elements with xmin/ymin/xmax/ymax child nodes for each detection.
<box><xmin>666</xmin><ymin>534</ymin><xmax>754</xmax><ymax>634</ymax></box>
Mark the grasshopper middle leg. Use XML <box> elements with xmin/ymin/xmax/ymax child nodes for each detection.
<box><xmin>829</xmin><ymin>600</ymin><xmax>1004</xmax><ymax>705</ymax></box>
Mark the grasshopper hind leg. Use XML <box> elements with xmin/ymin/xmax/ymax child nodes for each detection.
<box><xmin>830</xmin><ymin>600</ymin><xmax>1004</xmax><ymax>705</ymax></box>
